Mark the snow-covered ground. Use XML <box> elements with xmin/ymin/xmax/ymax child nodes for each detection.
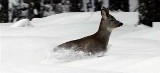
<box><xmin>1</xmin><ymin>12</ymin><xmax>160</xmax><ymax>73</ymax></box>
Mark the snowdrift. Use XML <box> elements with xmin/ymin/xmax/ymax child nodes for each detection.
<box><xmin>1</xmin><ymin>12</ymin><xmax>160</xmax><ymax>73</ymax></box>
<box><xmin>11</xmin><ymin>19</ymin><xmax>32</xmax><ymax>27</ymax></box>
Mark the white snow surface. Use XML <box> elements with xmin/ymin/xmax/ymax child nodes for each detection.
<box><xmin>1</xmin><ymin>12</ymin><xmax>160</xmax><ymax>73</ymax></box>
<box><xmin>11</xmin><ymin>19</ymin><xmax>32</xmax><ymax>27</ymax></box>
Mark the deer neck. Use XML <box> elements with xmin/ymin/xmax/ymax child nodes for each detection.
<box><xmin>95</xmin><ymin>18</ymin><xmax>111</xmax><ymax>44</ymax></box>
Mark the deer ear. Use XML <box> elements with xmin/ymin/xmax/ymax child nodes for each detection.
<box><xmin>101</xmin><ymin>7</ymin><xmax>109</xmax><ymax>19</ymax></box>
<box><xmin>105</xmin><ymin>7</ymin><xmax>109</xmax><ymax>16</ymax></box>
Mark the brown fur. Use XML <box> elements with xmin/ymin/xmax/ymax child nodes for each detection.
<box><xmin>54</xmin><ymin>7</ymin><xmax>123</xmax><ymax>54</ymax></box>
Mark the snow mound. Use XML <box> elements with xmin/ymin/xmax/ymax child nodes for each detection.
<box><xmin>153</xmin><ymin>22</ymin><xmax>160</xmax><ymax>28</ymax></box>
<box><xmin>11</xmin><ymin>19</ymin><xmax>33</xmax><ymax>27</ymax></box>
<box><xmin>31</xmin><ymin>12</ymin><xmax>139</xmax><ymax>26</ymax></box>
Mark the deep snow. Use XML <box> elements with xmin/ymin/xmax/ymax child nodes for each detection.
<box><xmin>1</xmin><ymin>12</ymin><xmax>160</xmax><ymax>73</ymax></box>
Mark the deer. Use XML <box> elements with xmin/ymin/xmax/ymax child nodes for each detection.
<box><xmin>53</xmin><ymin>7</ymin><xmax>123</xmax><ymax>55</ymax></box>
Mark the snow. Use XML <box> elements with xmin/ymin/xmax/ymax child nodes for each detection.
<box><xmin>129</xmin><ymin>0</ymin><xmax>138</xmax><ymax>12</ymax></box>
<box><xmin>153</xmin><ymin>22</ymin><xmax>160</xmax><ymax>28</ymax></box>
<box><xmin>1</xmin><ymin>12</ymin><xmax>160</xmax><ymax>73</ymax></box>
<box><xmin>9</xmin><ymin>0</ymin><xmax>19</xmax><ymax>6</ymax></box>
<box><xmin>11</xmin><ymin>19</ymin><xmax>32</xmax><ymax>27</ymax></box>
